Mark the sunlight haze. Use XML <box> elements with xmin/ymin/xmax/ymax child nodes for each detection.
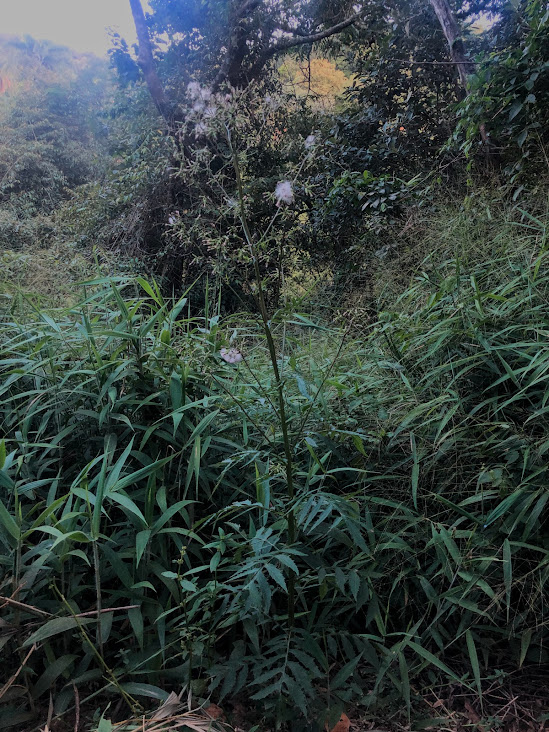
<box><xmin>0</xmin><ymin>0</ymin><xmax>138</xmax><ymax>56</ymax></box>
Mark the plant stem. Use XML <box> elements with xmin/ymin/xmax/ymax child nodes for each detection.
<box><xmin>51</xmin><ymin>583</ymin><xmax>142</xmax><ymax>714</ymax></box>
<box><xmin>228</xmin><ymin>131</ymin><xmax>296</xmax><ymax>625</ymax></box>
<box><xmin>93</xmin><ymin>540</ymin><xmax>104</xmax><ymax>657</ymax></box>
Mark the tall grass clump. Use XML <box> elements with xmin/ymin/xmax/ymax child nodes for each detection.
<box><xmin>0</xmin><ymin>210</ymin><xmax>548</xmax><ymax>729</ymax></box>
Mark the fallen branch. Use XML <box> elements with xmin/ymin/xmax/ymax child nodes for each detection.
<box><xmin>0</xmin><ymin>595</ymin><xmax>53</xmax><ymax>619</ymax></box>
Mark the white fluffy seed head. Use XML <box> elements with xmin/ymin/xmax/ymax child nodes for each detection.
<box><xmin>220</xmin><ymin>347</ymin><xmax>243</xmax><ymax>364</ymax></box>
<box><xmin>194</xmin><ymin>121</ymin><xmax>208</xmax><ymax>137</ymax></box>
<box><xmin>187</xmin><ymin>81</ymin><xmax>201</xmax><ymax>99</ymax></box>
<box><xmin>275</xmin><ymin>180</ymin><xmax>294</xmax><ymax>205</ymax></box>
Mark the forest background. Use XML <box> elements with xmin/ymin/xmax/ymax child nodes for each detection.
<box><xmin>0</xmin><ymin>0</ymin><xmax>548</xmax><ymax>730</ymax></box>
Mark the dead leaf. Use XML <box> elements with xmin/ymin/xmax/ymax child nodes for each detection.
<box><xmin>464</xmin><ymin>700</ymin><xmax>481</xmax><ymax>724</ymax></box>
<box><xmin>326</xmin><ymin>712</ymin><xmax>351</xmax><ymax>732</ymax></box>
<box><xmin>204</xmin><ymin>703</ymin><xmax>226</xmax><ymax>721</ymax></box>
<box><xmin>151</xmin><ymin>691</ymin><xmax>184</xmax><ymax>720</ymax></box>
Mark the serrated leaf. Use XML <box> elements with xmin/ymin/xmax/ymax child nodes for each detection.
<box><xmin>265</xmin><ymin>562</ymin><xmax>287</xmax><ymax>591</ymax></box>
<box><xmin>330</xmin><ymin>654</ymin><xmax>362</xmax><ymax>690</ymax></box>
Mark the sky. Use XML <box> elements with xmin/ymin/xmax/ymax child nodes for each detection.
<box><xmin>0</xmin><ymin>0</ymin><xmax>139</xmax><ymax>56</ymax></box>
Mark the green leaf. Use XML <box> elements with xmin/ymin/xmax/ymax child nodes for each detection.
<box><xmin>465</xmin><ymin>630</ymin><xmax>482</xmax><ymax>705</ymax></box>
<box><xmin>136</xmin><ymin>529</ymin><xmax>151</xmax><ymax>567</ymax></box>
<box><xmin>96</xmin><ymin>716</ymin><xmax>113</xmax><ymax>732</ymax></box>
<box><xmin>484</xmin><ymin>491</ymin><xmax>523</xmax><ymax>527</ymax></box>
<box><xmin>118</xmin><ymin>683</ymin><xmax>170</xmax><ymax>701</ymax></box>
<box><xmin>23</xmin><ymin>617</ymin><xmax>95</xmax><ymax>647</ymax></box>
<box><xmin>170</xmin><ymin>372</ymin><xmax>183</xmax><ymax>411</ymax></box>
<box><xmin>410</xmin><ymin>432</ymin><xmax>419</xmax><ymax>510</ymax></box>
<box><xmin>180</xmin><ymin>579</ymin><xmax>197</xmax><ymax>592</ymax></box>
<box><xmin>398</xmin><ymin>650</ymin><xmax>411</xmax><ymax>720</ymax></box>
<box><xmin>31</xmin><ymin>654</ymin><xmax>77</xmax><ymax>699</ymax></box>
<box><xmin>408</xmin><ymin>641</ymin><xmax>467</xmax><ymax>687</ymax></box>
<box><xmin>330</xmin><ymin>654</ymin><xmax>362</xmax><ymax>690</ymax></box>
<box><xmin>128</xmin><ymin>606</ymin><xmax>144</xmax><ymax>650</ymax></box>
<box><xmin>503</xmin><ymin>538</ymin><xmax>512</xmax><ymax>621</ymax></box>
<box><xmin>108</xmin><ymin>492</ymin><xmax>147</xmax><ymax>527</ymax></box>
<box><xmin>517</xmin><ymin>129</ymin><xmax>528</xmax><ymax>147</ymax></box>
<box><xmin>519</xmin><ymin>628</ymin><xmax>532</xmax><ymax>668</ymax></box>
<box><xmin>184</xmin><ymin>410</ymin><xmax>219</xmax><ymax>448</ymax></box>
<box><xmin>0</xmin><ymin>498</ymin><xmax>20</xmax><ymax>544</ymax></box>
<box><xmin>265</xmin><ymin>562</ymin><xmax>287</xmax><ymax>591</ymax></box>
<box><xmin>508</xmin><ymin>99</ymin><xmax>523</xmax><ymax>121</ymax></box>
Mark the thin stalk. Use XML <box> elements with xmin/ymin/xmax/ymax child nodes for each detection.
<box><xmin>93</xmin><ymin>540</ymin><xmax>104</xmax><ymax>657</ymax></box>
<box><xmin>210</xmin><ymin>373</ymin><xmax>274</xmax><ymax>446</ymax></box>
<box><xmin>228</xmin><ymin>131</ymin><xmax>296</xmax><ymax>625</ymax></box>
<box><xmin>51</xmin><ymin>583</ymin><xmax>142</xmax><ymax>714</ymax></box>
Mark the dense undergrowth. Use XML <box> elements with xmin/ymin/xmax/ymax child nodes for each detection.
<box><xmin>1</xmin><ymin>204</ymin><xmax>548</xmax><ymax>730</ymax></box>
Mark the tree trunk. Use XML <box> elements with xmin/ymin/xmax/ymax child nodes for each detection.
<box><xmin>429</xmin><ymin>0</ymin><xmax>489</xmax><ymax>145</ymax></box>
<box><xmin>128</xmin><ymin>0</ymin><xmax>172</xmax><ymax>122</ymax></box>
<box><xmin>429</xmin><ymin>0</ymin><xmax>474</xmax><ymax>92</ymax></box>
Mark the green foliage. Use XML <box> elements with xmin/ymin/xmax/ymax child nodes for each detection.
<box><xmin>1</xmin><ymin>2</ymin><xmax>549</xmax><ymax>727</ymax></box>
<box><xmin>0</xmin><ymin>37</ymin><xmax>108</xmax><ymax>221</ymax></box>
<box><xmin>325</xmin><ymin>169</ymin><xmax>413</xmax><ymax>235</ymax></box>
<box><xmin>0</xmin><ymin>35</ymin><xmax>111</xmax><ymax>304</ymax></box>
<box><xmin>1</xmin><ymin>204</ymin><xmax>548</xmax><ymax>727</ymax></box>
<box><xmin>345</xmin><ymin>0</ymin><xmax>464</xmax><ymax>175</ymax></box>
<box><xmin>69</xmin><ymin>84</ymin><xmax>321</xmax><ymax>303</ymax></box>
<box><xmin>455</xmin><ymin>0</ymin><xmax>549</xmax><ymax>184</ymax></box>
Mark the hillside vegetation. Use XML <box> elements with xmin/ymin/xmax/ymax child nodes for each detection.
<box><xmin>0</xmin><ymin>1</ymin><xmax>548</xmax><ymax>730</ymax></box>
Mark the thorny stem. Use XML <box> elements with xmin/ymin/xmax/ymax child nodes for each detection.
<box><xmin>228</xmin><ymin>128</ymin><xmax>296</xmax><ymax>626</ymax></box>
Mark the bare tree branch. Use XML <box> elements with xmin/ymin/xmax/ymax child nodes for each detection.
<box><xmin>246</xmin><ymin>8</ymin><xmax>367</xmax><ymax>83</ymax></box>
<box><xmin>272</xmin><ymin>8</ymin><xmax>366</xmax><ymax>55</ymax></box>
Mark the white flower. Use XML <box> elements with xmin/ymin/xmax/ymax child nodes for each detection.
<box><xmin>220</xmin><ymin>347</ymin><xmax>243</xmax><ymax>364</ymax></box>
<box><xmin>187</xmin><ymin>81</ymin><xmax>202</xmax><ymax>99</ymax></box>
<box><xmin>192</xmin><ymin>100</ymin><xmax>205</xmax><ymax>114</ymax></box>
<box><xmin>188</xmin><ymin>82</ymin><xmax>212</xmax><ymax>103</ymax></box>
<box><xmin>194</xmin><ymin>121</ymin><xmax>208</xmax><ymax>137</ymax></box>
<box><xmin>304</xmin><ymin>134</ymin><xmax>316</xmax><ymax>149</ymax></box>
<box><xmin>275</xmin><ymin>180</ymin><xmax>294</xmax><ymax>206</ymax></box>
<box><xmin>203</xmin><ymin>105</ymin><xmax>217</xmax><ymax>119</ymax></box>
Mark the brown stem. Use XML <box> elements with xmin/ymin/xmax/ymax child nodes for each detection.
<box><xmin>128</xmin><ymin>0</ymin><xmax>172</xmax><ymax>122</ymax></box>
<box><xmin>429</xmin><ymin>0</ymin><xmax>488</xmax><ymax>144</ymax></box>
<box><xmin>429</xmin><ymin>0</ymin><xmax>474</xmax><ymax>91</ymax></box>
<box><xmin>230</xmin><ymin>8</ymin><xmax>367</xmax><ymax>86</ymax></box>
